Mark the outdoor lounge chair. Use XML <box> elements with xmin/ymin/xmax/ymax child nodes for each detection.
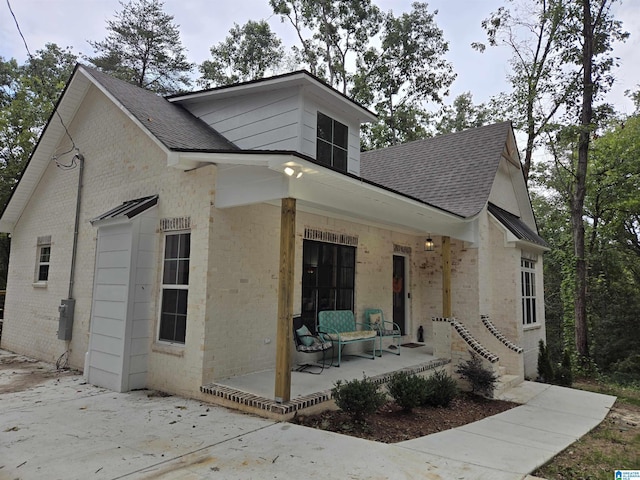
<box><xmin>293</xmin><ymin>316</ymin><xmax>333</xmax><ymax>374</ymax></box>
<box><xmin>364</xmin><ymin>308</ymin><xmax>401</xmax><ymax>356</ymax></box>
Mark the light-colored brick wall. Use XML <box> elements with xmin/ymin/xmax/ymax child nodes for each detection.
<box><xmin>487</xmin><ymin>217</ymin><xmax>520</xmax><ymax>341</ymax></box>
<box><xmin>3</xmin><ymin>78</ymin><xmax>544</xmax><ymax>396</ymax></box>
<box><xmin>2</xmin><ymin>155</ymin><xmax>79</xmax><ymax>363</ymax></box>
<box><xmin>2</xmin><ymin>85</ymin><xmax>216</xmax><ymax>398</ymax></box>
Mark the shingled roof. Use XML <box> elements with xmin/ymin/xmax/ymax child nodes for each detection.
<box><xmin>360</xmin><ymin>122</ymin><xmax>513</xmax><ymax>218</ymax></box>
<box><xmin>83</xmin><ymin>66</ymin><xmax>237</xmax><ymax>152</ymax></box>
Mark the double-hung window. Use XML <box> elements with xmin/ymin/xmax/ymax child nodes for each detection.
<box><xmin>521</xmin><ymin>258</ymin><xmax>537</xmax><ymax>325</ymax></box>
<box><xmin>316</xmin><ymin>111</ymin><xmax>348</xmax><ymax>172</ymax></box>
<box><xmin>36</xmin><ymin>236</ymin><xmax>51</xmax><ymax>283</ymax></box>
<box><xmin>159</xmin><ymin>232</ymin><xmax>190</xmax><ymax>343</ymax></box>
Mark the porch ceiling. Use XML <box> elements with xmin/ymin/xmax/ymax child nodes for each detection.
<box><xmin>203</xmin><ymin>153</ymin><xmax>478</xmax><ymax>242</ymax></box>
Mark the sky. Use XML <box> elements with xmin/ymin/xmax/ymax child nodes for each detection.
<box><xmin>1</xmin><ymin>0</ymin><xmax>639</xmax><ymax>114</ymax></box>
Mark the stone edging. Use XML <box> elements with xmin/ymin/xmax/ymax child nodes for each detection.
<box><xmin>200</xmin><ymin>358</ymin><xmax>451</xmax><ymax>416</ymax></box>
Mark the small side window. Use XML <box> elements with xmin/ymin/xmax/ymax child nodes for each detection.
<box><xmin>36</xmin><ymin>236</ymin><xmax>51</xmax><ymax>283</ymax></box>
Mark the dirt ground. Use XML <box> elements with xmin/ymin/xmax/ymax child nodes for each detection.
<box><xmin>291</xmin><ymin>392</ymin><xmax>518</xmax><ymax>443</ymax></box>
<box><xmin>0</xmin><ymin>352</ymin><xmax>77</xmax><ymax>394</ymax></box>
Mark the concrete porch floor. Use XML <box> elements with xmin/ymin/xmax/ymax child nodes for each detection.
<box><xmin>201</xmin><ymin>343</ymin><xmax>449</xmax><ymax>418</ymax></box>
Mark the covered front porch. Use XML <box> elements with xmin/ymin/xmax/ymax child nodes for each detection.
<box><xmin>203</xmin><ymin>154</ymin><xmax>467</xmax><ymax>409</ymax></box>
<box><xmin>201</xmin><ymin>342</ymin><xmax>450</xmax><ymax>420</ymax></box>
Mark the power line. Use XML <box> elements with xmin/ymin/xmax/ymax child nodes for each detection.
<box><xmin>6</xmin><ymin>0</ymin><xmax>32</xmax><ymax>59</ymax></box>
<box><xmin>5</xmin><ymin>0</ymin><xmax>80</xmax><ymax>166</ymax></box>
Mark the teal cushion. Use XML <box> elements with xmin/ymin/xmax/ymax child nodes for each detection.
<box><xmin>296</xmin><ymin>325</ymin><xmax>314</xmax><ymax>346</ymax></box>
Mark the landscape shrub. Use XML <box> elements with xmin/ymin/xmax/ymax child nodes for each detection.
<box><xmin>386</xmin><ymin>371</ymin><xmax>428</xmax><ymax>412</ymax></box>
<box><xmin>554</xmin><ymin>350</ymin><xmax>573</xmax><ymax>387</ymax></box>
<box><xmin>332</xmin><ymin>375</ymin><xmax>386</xmax><ymax>422</ymax></box>
<box><xmin>537</xmin><ymin>339</ymin><xmax>555</xmax><ymax>383</ymax></box>
<box><xmin>423</xmin><ymin>369</ymin><xmax>458</xmax><ymax>407</ymax></box>
<box><xmin>455</xmin><ymin>352</ymin><xmax>498</xmax><ymax>398</ymax></box>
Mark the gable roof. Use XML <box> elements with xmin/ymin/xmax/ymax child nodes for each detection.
<box><xmin>488</xmin><ymin>203</ymin><xmax>548</xmax><ymax>248</ymax></box>
<box><xmin>360</xmin><ymin>122</ymin><xmax>513</xmax><ymax>218</ymax></box>
<box><xmin>82</xmin><ymin>67</ymin><xmax>237</xmax><ymax>152</ymax></box>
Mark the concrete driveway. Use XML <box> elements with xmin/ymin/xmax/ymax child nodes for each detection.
<box><xmin>0</xmin><ymin>350</ymin><xmax>615</xmax><ymax>480</ymax></box>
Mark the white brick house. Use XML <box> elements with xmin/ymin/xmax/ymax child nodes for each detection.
<box><xmin>0</xmin><ymin>66</ymin><xmax>547</xmax><ymax>403</ymax></box>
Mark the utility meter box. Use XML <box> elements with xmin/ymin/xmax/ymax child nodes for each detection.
<box><xmin>58</xmin><ymin>298</ymin><xmax>75</xmax><ymax>340</ymax></box>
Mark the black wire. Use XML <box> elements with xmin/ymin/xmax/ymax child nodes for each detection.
<box><xmin>6</xmin><ymin>0</ymin><xmax>81</xmax><ymax>163</ymax></box>
<box><xmin>6</xmin><ymin>0</ymin><xmax>32</xmax><ymax>59</ymax></box>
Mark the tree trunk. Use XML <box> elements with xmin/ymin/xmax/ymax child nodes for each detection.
<box><xmin>572</xmin><ymin>0</ymin><xmax>594</xmax><ymax>360</ymax></box>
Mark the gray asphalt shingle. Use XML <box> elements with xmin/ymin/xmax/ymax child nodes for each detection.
<box><xmin>361</xmin><ymin>122</ymin><xmax>512</xmax><ymax>218</ymax></box>
<box><xmin>83</xmin><ymin>66</ymin><xmax>237</xmax><ymax>152</ymax></box>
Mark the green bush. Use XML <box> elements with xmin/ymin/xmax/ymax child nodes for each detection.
<box><xmin>386</xmin><ymin>371</ymin><xmax>428</xmax><ymax>412</ymax></box>
<box><xmin>554</xmin><ymin>350</ymin><xmax>573</xmax><ymax>387</ymax></box>
<box><xmin>332</xmin><ymin>375</ymin><xmax>386</xmax><ymax>422</ymax></box>
<box><xmin>609</xmin><ymin>354</ymin><xmax>640</xmax><ymax>386</ymax></box>
<box><xmin>455</xmin><ymin>352</ymin><xmax>498</xmax><ymax>398</ymax></box>
<box><xmin>424</xmin><ymin>369</ymin><xmax>458</xmax><ymax>407</ymax></box>
<box><xmin>537</xmin><ymin>339</ymin><xmax>554</xmax><ymax>383</ymax></box>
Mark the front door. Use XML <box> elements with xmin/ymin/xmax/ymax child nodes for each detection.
<box><xmin>393</xmin><ymin>255</ymin><xmax>406</xmax><ymax>335</ymax></box>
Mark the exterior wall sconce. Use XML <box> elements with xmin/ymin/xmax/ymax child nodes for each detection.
<box><xmin>424</xmin><ymin>237</ymin><xmax>434</xmax><ymax>252</ymax></box>
<box><xmin>284</xmin><ymin>166</ymin><xmax>303</xmax><ymax>179</ymax></box>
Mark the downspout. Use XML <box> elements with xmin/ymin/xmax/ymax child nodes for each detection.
<box><xmin>68</xmin><ymin>153</ymin><xmax>84</xmax><ymax>299</ymax></box>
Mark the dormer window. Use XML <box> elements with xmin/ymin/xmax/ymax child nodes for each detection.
<box><xmin>316</xmin><ymin>112</ymin><xmax>348</xmax><ymax>172</ymax></box>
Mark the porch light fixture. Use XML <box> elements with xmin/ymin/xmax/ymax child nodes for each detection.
<box><xmin>284</xmin><ymin>166</ymin><xmax>303</xmax><ymax>179</ymax></box>
<box><xmin>424</xmin><ymin>236</ymin><xmax>434</xmax><ymax>252</ymax></box>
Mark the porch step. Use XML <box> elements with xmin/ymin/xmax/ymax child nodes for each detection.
<box><xmin>498</xmin><ymin>365</ymin><xmax>507</xmax><ymax>377</ymax></box>
<box><xmin>493</xmin><ymin>374</ymin><xmax>522</xmax><ymax>399</ymax></box>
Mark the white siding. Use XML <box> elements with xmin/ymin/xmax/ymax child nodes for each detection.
<box><xmin>187</xmin><ymin>89</ymin><xmax>301</xmax><ymax>151</ymax></box>
<box><xmin>183</xmin><ymin>86</ymin><xmax>364</xmax><ymax>176</ymax></box>
<box><xmin>489</xmin><ymin>157</ymin><xmax>519</xmax><ymax>214</ymax></box>
<box><xmin>86</xmin><ymin>208</ymin><xmax>157</xmax><ymax>392</ymax></box>
<box><xmin>87</xmin><ymin>223</ymin><xmax>132</xmax><ymax>392</ymax></box>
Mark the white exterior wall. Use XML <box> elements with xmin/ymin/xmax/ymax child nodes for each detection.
<box><xmin>86</xmin><ymin>208</ymin><xmax>157</xmax><ymax>392</ymax></box>
<box><xmin>87</xmin><ymin>222</ymin><xmax>134</xmax><ymax>391</ymax></box>
<box><xmin>183</xmin><ymin>87</ymin><xmax>363</xmax><ymax>177</ymax></box>
<box><xmin>187</xmin><ymin>89</ymin><xmax>301</xmax><ymax>151</ymax></box>
<box><xmin>2</xmin><ymin>148</ymin><xmax>79</xmax><ymax>363</ymax></box>
<box><xmin>204</xmin><ymin>207</ymin><xmax>430</xmax><ymax>381</ymax></box>
<box><xmin>522</xmin><ymin>254</ymin><xmax>546</xmax><ymax>378</ymax></box>
<box><xmin>2</xmin><ymin>85</ymin><xmax>216</xmax><ymax>398</ymax></box>
<box><xmin>489</xmin><ymin>157</ymin><xmax>520</xmax><ymax>214</ymax></box>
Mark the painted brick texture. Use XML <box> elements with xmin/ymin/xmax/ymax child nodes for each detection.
<box><xmin>3</xmin><ymin>80</ymin><xmax>543</xmax><ymax>399</ymax></box>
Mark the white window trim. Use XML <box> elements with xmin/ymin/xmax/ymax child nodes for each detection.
<box><xmin>521</xmin><ymin>258</ymin><xmax>537</xmax><ymax>326</ymax></box>
<box><xmin>34</xmin><ymin>239</ymin><xmax>51</xmax><ymax>285</ymax></box>
<box><xmin>156</xmin><ymin>230</ymin><xmax>190</xmax><ymax>346</ymax></box>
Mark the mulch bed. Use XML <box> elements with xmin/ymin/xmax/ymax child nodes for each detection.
<box><xmin>291</xmin><ymin>392</ymin><xmax>518</xmax><ymax>443</ymax></box>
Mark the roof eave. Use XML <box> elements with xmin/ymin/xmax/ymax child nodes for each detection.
<box><xmin>168</xmin><ymin>70</ymin><xmax>378</xmax><ymax>123</ymax></box>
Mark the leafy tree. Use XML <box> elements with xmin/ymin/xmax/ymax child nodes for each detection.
<box><xmin>585</xmin><ymin>115</ymin><xmax>640</xmax><ymax>372</ymax></box>
<box><xmin>86</xmin><ymin>0</ymin><xmax>193</xmax><ymax>94</ymax></box>
<box><xmin>0</xmin><ymin>44</ymin><xmax>78</xmax><ymax>289</ymax></box>
<box><xmin>199</xmin><ymin>20</ymin><xmax>284</xmax><ymax>88</ymax></box>
<box><xmin>474</xmin><ymin>0</ymin><xmax>577</xmax><ymax>183</ymax></box>
<box><xmin>434</xmin><ymin>92</ymin><xmax>495</xmax><ymax>135</ymax></box>
<box><xmin>493</xmin><ymin>0</ymin><xmax>626</xmax><ymax>363</ymax></box>
<box><xmin>270</xmin><ymin>0</ymin><xmax>382</xmax><ymax>94</ymax></box>
<box><xmin>0</xmin><ymin>44</ymin><xmax>77</xmax><ymax>209</ymax></box>
<box><xmin>570</xmin><ymin>0</ymin><xmax>627</xmax><ymax>362</ymax></box>
<box><xmin>352</xmin><ymin>3</ymin><xmax>455</xmax><ymax>148</ymax></box>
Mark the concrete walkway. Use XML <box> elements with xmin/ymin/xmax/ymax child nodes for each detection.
<box><xmin>1</xmin><ymin>354</ymin><xmax>615</xmax><ymax>480</ymax></box>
